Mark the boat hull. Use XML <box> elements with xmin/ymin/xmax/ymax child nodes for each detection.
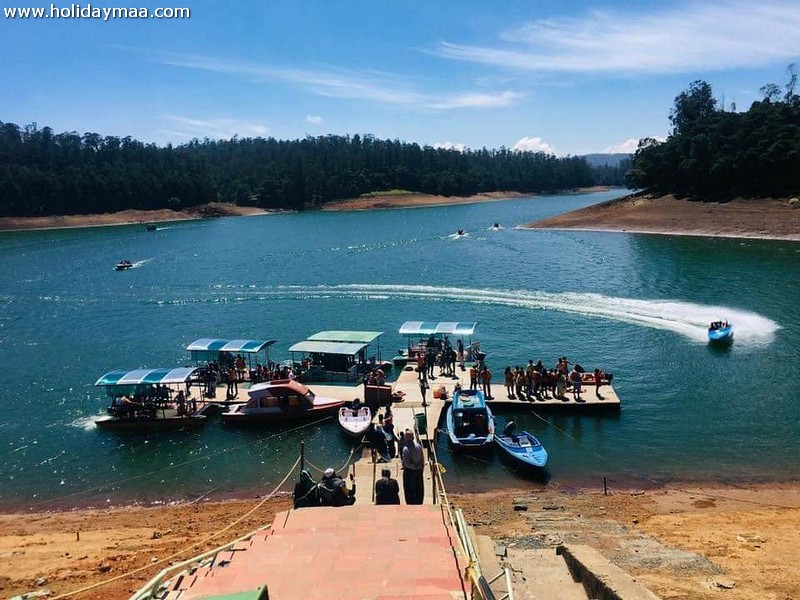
<box><xmin>495</xmin><ymin>431</ymin><xmax>548</xmax><ymax>469</ymax></box>
<box><xmin>95</xmin><ymin>415</ymin><xmax>207</xmax><ymax>430</ymax></box>
<box><xmin>338</xmin><ymin>407</ymin><xmax>373</xmax><ymax>438</ymax></box>
<box><xmin>221</xmin><ymin>402</ymin><xmax>343</xmax><ymax>424</ymax></box>
<box><xmin>708</xmin><ymin>326</ymin><xmax>734</xmax><ymax>343</ymax></box>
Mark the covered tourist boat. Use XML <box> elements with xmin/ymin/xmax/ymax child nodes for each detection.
<box><xmin>445</xmin><ymin>389</ymin><xmax>495</xmax><ymax>449</ymax></box>
<box><xmin>221</xmin><ymin>379</ymin><xmax>344</xmax><ymax>424</ymax></box>
<box><xmin>94</xmin><ymin>367</ymin><xmax>208</xmax><ymax>429</ymax></box>
<box><xmin>708</xmin><ymin>321</ymin><xmax>734</xmax><ymax>344</ymax></box>
<box><xmin>394</xmin><ymin>321</ymin><xmax>482</xmax><ymax>366</ymax></box>
<box><xmin>494</xmin><ymin>422</ymin><xmax>548</xmax><ymax>470</ymax></box>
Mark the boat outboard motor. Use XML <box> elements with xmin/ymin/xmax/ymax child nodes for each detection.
<box><xmin>503</xmin><ymin>421</ymin><xmax>516</xmax><ymax>437</ymax></box>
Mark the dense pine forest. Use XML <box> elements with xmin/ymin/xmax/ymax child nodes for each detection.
<box><xmin>0</xmin><ymin>123</ymin><xmax>628</xmax><ymax>217</ymax></box>
<box><xmin>629</xmin><ymin>67</ymin><xmax>800</xmax><ymax>199</ymax></box>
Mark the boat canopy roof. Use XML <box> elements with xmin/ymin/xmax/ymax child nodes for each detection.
<box><xmin>307</xmin><ymin>330</ymin><xmax>383</xmax><ymax>344</ymax></box>
<box><xmin>95</xmin><ymin>367</ymin><xmax>200</xmax><ymax>387</ymax></box>
<box><xmin>185</xmin><ymin>338</ymin><xmax>277</xmax><ymax>353</ymax></box>
<box><xmin>399</xmin><ymin>321</ymin><xmax>478</xmax><ymax>336</ymax></box>
<box><xmin>288</xmin><ymin>340</ymin><xmax>370</xmax><ymax>356</ymax></box>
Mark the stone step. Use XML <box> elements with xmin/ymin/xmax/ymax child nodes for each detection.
<box><xmin>507</xmin><ymin>548</ymin><xmax>588</xmax><ymax>600</ymax></box>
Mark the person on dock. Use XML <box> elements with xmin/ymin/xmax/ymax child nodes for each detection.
<box><xmin>369</xmin><ymin>423</ymin><xmax>391</xmax><ymax>463</ymax></box>
<box><xmin>375</xmin><ymin>468</ymin><xmax>400</xmax><ymax>505</ymax></box>
<box><xmin>457</xmin><ymin>339</ymin><xmax>464</xmax><ymax>369</ymax></box>
<box><xmin>419</xmin><ymin>377</ymin><xmax>428</xmax><ymax>407</ymax></box>
<box><xmin>504</xmin><ymin>366</ymin><xmax>514</xmax><ymax>399</ymax></box>
<box><xmin>427</xmin><ymin>347</ymin><xmax>437</xmax><ymax>379</ymax></box>
<box><xmin>401</xmin><ymin>431</ymin><xmax>425</xmax><ymax>504</ymax></box>
<box><xmin>235</xmin><ymin>354</ymin><xmax>246</xmax><ymax>380</ymax></box>
<box><xmin>319</xmin><ymin>468</ymin><xmax>356</xmax><ymax>507</ymax></box>
<box><xmin>593</xmin><ymin>368</ymin><xmax>605</xmax><ymax>400</ymax></box>
<box><xmin>383</xmin><ymin>409</ymin><xmax>398</xmax><ymax>457</ymax></box>
<box><xmin>569</xmin><ymin>367</ymin><xmax>583</xmax><ymax>402</ymax></box>
<box><xmin>417</xmin><ymin>353</ymin><xmax>426</xmax><ymax>382</ymax></box>
<box><xmin>480</xmin><ymin>366</ymin><xmax>493</xmax><ymax>400</ymax></box>
<box><xmin>469</xmin><ymin>364</ymin><xmax>478</xmax><ymax>391</ymax></box>
<box><xmin>556</xmin><ymin>370</ymin><xmax>568</xmax><ymax>400</ymax></box>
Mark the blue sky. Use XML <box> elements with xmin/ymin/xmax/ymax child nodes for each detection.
<box><xmin>2</xmin><ymin>0</ymin><xmax>800</xmax><ymax>155</ymax></box>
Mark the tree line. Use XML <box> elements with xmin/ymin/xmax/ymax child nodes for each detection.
<box><xmin>628</xmin><ymin>65</ymin><xmax>800</xmax><ymax>199</ymax></box>
<box><xmin>0</xmin><ymin>123</ymin><xmax>628</xmax><ymax>217</ymax></box>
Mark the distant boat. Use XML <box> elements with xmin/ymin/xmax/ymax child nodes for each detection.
<box><xmin>146</xmin><ymin>224</ymin><xmax>157</xmax><ymax>232</ymax></box>
<box><xmin>338</xmin><ymin>405</ymin><xmax>372</xmax><ymax>438</ymax></box>
<box><xmin>115</xmin><ymin>260</ymin><xmax>133</xmax><ymax>271</ymax></box>
<box><xmin>494</xmin><ymin>422</ymin><xmax>548</xmax><ymax>469</ymax></box>
<box><xmin>221</xmin><ymin>379</ymin><xmax>344</xmax><ymax>424</ymax></box>
<box><xmin>490</xmin><ymin>222</ymin><xmax>501</xmax><ymax>231</ymax></box>
<box><xmin>445</xmin><ymin>388</ymin><xmax>494</xmax><ymax>449</ymax></box>
<box><xmin>708</xmin><ymin>321</ymin><xmax>734</xmax><ymax>344</ymax></box>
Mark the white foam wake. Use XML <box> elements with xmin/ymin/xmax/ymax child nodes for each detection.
<box><xmin>274</xmin><ymin>284</ymin><xmax>780</xmax><ymax>346</ymax></box>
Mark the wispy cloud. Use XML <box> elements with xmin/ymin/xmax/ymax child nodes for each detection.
<box><xmin>305</xmin><ymin>115</ymin><xmax>323</xmax><ymax>124</ymax></box>
<box><xmin>513</xmin><ymin>136</ymin><xmax>555</xmax><ymax>154</ymax></box>
<box><xmin>160</xmin><ymin>116</ymin><xmax>269</xmax><ymax>140</ymax></box>
<box><xmin>160</xmin><ymin>51</ymin><xmax>521</xmax><ymax>111</ymax></box>
<box><xmin>436</xmin><ymin>1</ymin><xmax>800</xmax><ymax>75</ymax></box>
<box><xmin>433</xmin><ymin>141</ymin><xmax>466</xmax><ymax>152</ymax></box>
<box><xmin>602</xmin><ymin>138</ymin><xmax>639</xmax><ymax>154</ymax></box>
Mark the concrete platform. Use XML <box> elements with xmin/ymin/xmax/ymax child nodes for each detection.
<box><xmin>158</xmin><ymin>504</ymin><xmax>467</xmax><ymax>600</ymax></box>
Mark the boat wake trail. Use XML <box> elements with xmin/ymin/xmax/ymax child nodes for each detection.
<box><xmin>131</xmin><ymin>259</ymin><xmax>152</xmax><ymax>268</ymax></box>
<box><xmin>269</xmin><ymin>284</ymin><xmax>780</xmax><ymax>346</ymax></box>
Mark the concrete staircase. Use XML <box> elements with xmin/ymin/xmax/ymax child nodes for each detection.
<box><xmin>506</xmin><ymin>547</ymin><xmax>588</xmax><ymax>600</ymax></box>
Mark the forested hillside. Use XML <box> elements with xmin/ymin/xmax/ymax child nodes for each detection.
<box><xmin>0</xmin><ymin>123</ymin><xmax>625</xmax><ymax>217</ymax></box>
<box><xmin>628</xmin><ymin>68</ymin><xmax>800</xmax><ymax>199</ymax></box>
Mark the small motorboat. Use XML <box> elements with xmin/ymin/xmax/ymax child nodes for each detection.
<box><xmin>490</xmin><ymin>222</ymin><xmax>501</xmax><ymax>231</ymax></box>
<box><xmin>115</xmin><ymin>260</ymin><xmax>133</xmax><ymax>271</ymax></box>
<box><xmin>495</xmin><ymin>422</ymin><xmax>548</xmax><ymax>469</ymax></box>
<box><xmin>338</xmin><ymin>405</ymin><xmax>373</xmax><ymax>438</ymax></box>
<box><xmin>708</xmin><ymin>320</ymin><xmax>734</xmax><ymax>344</ymax></box>
<box><xmin>445</xmin><ymin>389</ymin><xmax>495</xmax><ymax>449</ymax></box>
<box><xmin>146</xmin><ymin>224</ymin><xmax>157</xmax><ymax>232</ymax></box>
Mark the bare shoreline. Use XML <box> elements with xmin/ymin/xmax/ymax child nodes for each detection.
<box><xmin>0</xmin><ymin>203</ymin><xmax>273</xmax><ymax>233</ymax></box>
<box><xmin>524</xmin><ymin>193</ymin><xmax>800</xmax><ymax>242</ymax></box>
<box><xmin>0</xmin><ymin>188</ymin><xmax>617</xmax><ymax>233</ymax></box>
<box><xmin>1</xmin><ymin>481</ymin><xmax>798</xmax><ymax>599</ymax></box>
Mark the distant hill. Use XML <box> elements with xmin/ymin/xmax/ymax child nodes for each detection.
<box><xmin>581</xmin><ymin>153</ymin><xmax>633</xmax><ymax>167</ymax></box>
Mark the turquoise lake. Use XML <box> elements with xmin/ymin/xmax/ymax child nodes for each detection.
<box><xmin>1</xmin><ymin>189</ymin><xmax>798</xmax><ymax>509</ymax></box>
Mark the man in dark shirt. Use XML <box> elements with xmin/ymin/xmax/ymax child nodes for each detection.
<box><xmin>375</xmin><ymin>468</ymin><xmax>400</xmax><ymax>505</ymax></box>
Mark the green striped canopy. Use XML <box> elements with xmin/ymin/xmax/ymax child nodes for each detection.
<box><xmin>288</xmin><ymin>341</ymin><xmax>369</xmax><ymax>355</ymax></box>
<box><xmin>398</xmin><ymin>321</ymin><xmax>477</xmax><ymax>336</ymax></box>
<box><xmin>307</xmin><ymin>331</ymin><xmax>383</xmax><ymax>344</ymax></box>
<box><xmin>186</xmin><ymin>339</ymin><xmax>276</xmax><ymax>353</ymax></box>
<box><xmin>95</xmin><ymin>367</ymin><xmax>200</xmax><ymax>387</ymax></box>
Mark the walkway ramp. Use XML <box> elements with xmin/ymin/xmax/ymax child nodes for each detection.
<box><xmin>157</xmin><ymin>504</ymin><xmax>467</xmax><ymax>599</ymax></box>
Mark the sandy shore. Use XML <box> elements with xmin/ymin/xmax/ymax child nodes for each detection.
<box><xmin>0</xmin><ymin>203</ymin><xmax>271</xmax><ymax>233</ymax></box>
<box><xmin>2</xmin><ymin>482</ymin><xmax>798</xmax><ymax>599</ymax></box>
<box><xmin>525</xmin><ymin>193</ymin><xmax>800</xmax><ymax>241</ymax></box>
<box><xmin>320</xmin><ymin>187</ymin><xmax>614</xmax><ymax>212</ymax></box>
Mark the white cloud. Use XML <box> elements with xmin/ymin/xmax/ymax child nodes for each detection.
<box><xmin>161</xmin><ymin>116</ymin><xmax>269</xmax><ymax>140</ymax></box>
<box><xmin>159</xmin><ymin>51</ymin><xmax>521</xmax><ymax>111</ymax></box>
<box><xmin>305</xmin><ymin>115</ymin><xmax>323</xmax><ymax>124</ymax></box>
<box><xmin>433</xmin><ymin>141</ymin><xmax>466</xmax><ymax>152</ymax></box>
<box><xmin>512</xmin><ymin>136</ymin><xmax>555</xmax><ymax>154</ymax></box>
<box><xmin>436</xmin><ymin>0</ymin><xmax>800</xmax><ymax>75</ymax></box>
<box><xmin>602</xmin><ymin>138</ymin><xmax>640</xmax><ymax>154</ymax></box>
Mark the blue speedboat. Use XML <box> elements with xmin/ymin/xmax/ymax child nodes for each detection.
<box><xmin>708</xmin><ymin>321</ymin><xmax>733</xmax><ymax>344</ymax></box>
<box><xmin>495</xmin><ymin>422</ymin><xmax>548</xmax><ymax>469</ymax></box>
<box><xmin>445</xmin><ymin>389</ymin><xmax>495</xmax><ymax>449</ymax></box>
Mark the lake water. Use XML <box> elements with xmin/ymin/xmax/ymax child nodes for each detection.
<box><xmin>1</xmin><ymin>189</ymin><xmax>798</xmax><ymax>509</ymax></box>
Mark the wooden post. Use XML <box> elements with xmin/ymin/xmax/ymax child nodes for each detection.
<box><xmin>603</xmin><ymin>477</ymin><xmax>608</xmax><ymax>496</ymax></box>
<box><xmin>76</xmin><ymin>531</ymin><xmax>80</xmax><ymax>542</ymax></box>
